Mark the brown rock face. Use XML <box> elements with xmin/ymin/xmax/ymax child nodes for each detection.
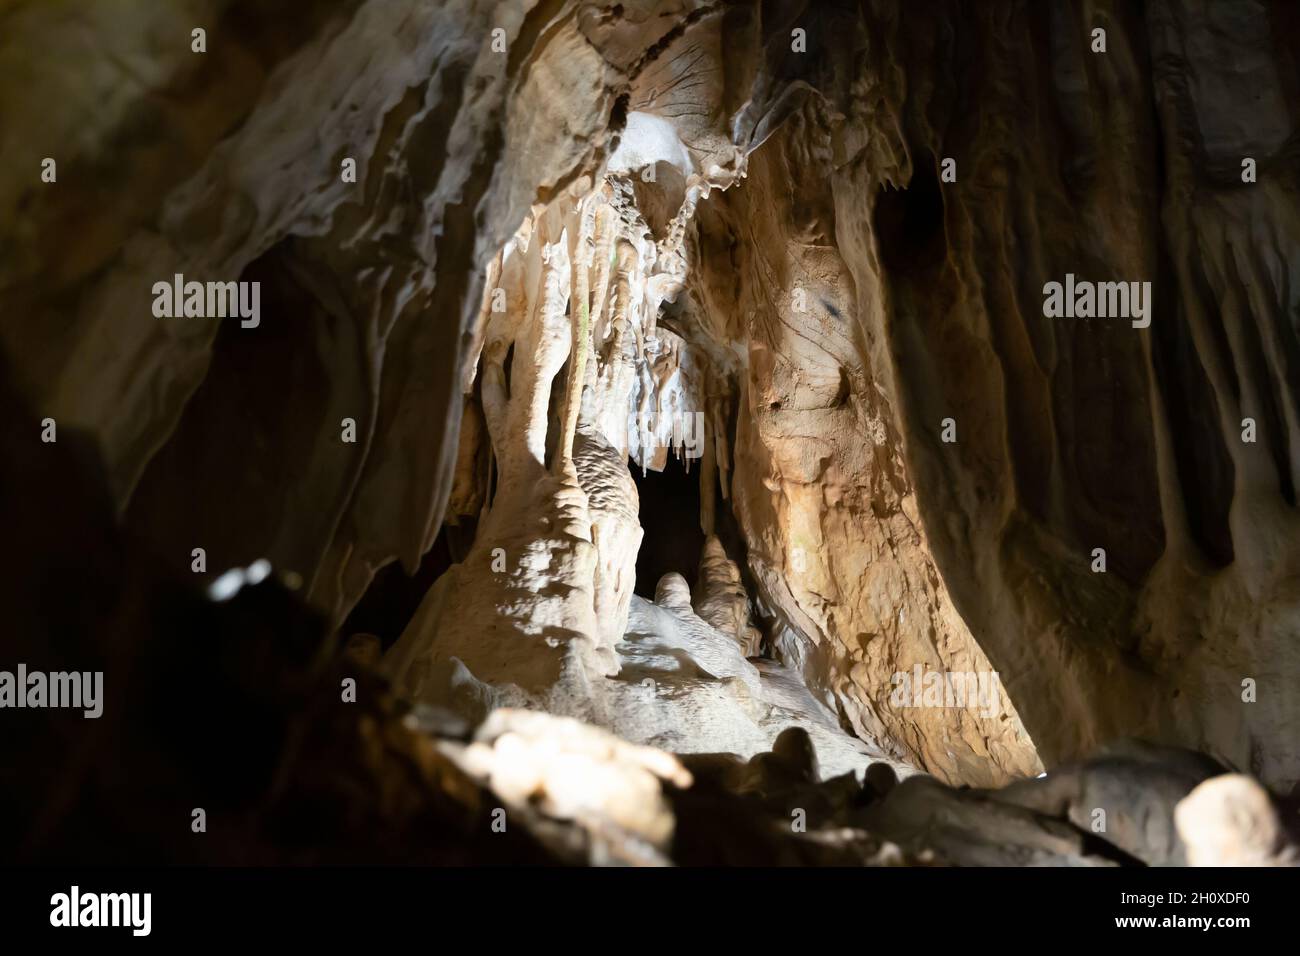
<box><xmin>685</xmin><ymin>111</ymin><xmax>1040</xmax><ymax>785</ymax></box>
<box><xmin>793</xmin><ymin>0</ymin><xmax>1300</xmax><ymax>787</ymax></box>
<box><xmin>2</xmin><ymin>0</ymin><xmax>1298</xmax><ymax>816</ymax></box>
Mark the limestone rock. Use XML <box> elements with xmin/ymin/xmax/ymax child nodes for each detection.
<box><xmin>451</xmin><ymin>708</ymin><xmax>691</xmax><ymax>854</ymax></box>
<box><xmin>1175</xmin><ymin>774</ymin><xmax>1299</xmax><ymax>867</ymax></box>
<box><xmin>694</xmin><ymin>535</ymin><xmax>763</xmax><ymax>656</ymax></box>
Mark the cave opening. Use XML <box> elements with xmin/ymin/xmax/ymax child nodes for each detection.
<box><xmin>629</xmin><ymin>453</ymin><xmax>705</xmax><ymax>598</ymax></box>
<box><xmin>341</xmin><ymin>520</ymin><xmax>475</xmax><ymax>652</ymax></box>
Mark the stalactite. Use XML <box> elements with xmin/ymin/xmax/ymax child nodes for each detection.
<box><xmin>589</xmin><ymin>199</ymin><xmax>618</xmax><ymax>341</ymax></box>
<box><xmin>589</xmin><ymin>238</ymin><xmax>641</xmax><ymax>455</ymax></box>
<box><xmin>556</xmin><ymin>188</ymin><xmax>598</xmax><ymax>471</ymax></box>
<box><xmin>464</xmin><ymin>251</ymin><xmax>504</xmax><ymax>393</ymax></box>
<box><xmin>712</xmin><ymin>389</ymin><xmax>731</xmax><ymax>504</ymax></box>
<box><xmin>500</xmin><ymin>209</ymin><xmax>572</xmax><ymax>485</ymax></box>
<box><xmin>700</xmin><ymin>419</ymin><xmax>717</xmax><ymax>534</ymax></box>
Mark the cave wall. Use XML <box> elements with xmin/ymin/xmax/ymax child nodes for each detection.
<box><xmin>686</xmin><ymin>105</ymin><xmax>1041</xmax><ymax>785</ymax></box>
<box><xmin>677</xmin><ymin>0</ymin><xmax>1299</xmax><ymax>787</ymax></box>
<box><xmin>817</xmin><ymin>0</ymin><xmax>1300</xmax><ymax>788</ymax></box>
<box><xmin>1</xmin><ymin>0</ymin><xmax>623</xmax><ymax>624</ymax></box>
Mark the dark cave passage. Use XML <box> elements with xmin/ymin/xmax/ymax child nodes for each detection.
<box><xmin>629</xmin><ymin>453</ymin><xmax>705</xmax><ymax>598</ymax></box>
<box><xmin>342</xmin><ymin>521</ymin><xmax>476</xmax><ymax>651</ymax></box>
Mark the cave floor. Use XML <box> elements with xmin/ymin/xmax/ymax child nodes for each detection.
<box><xmin>600</xmin><ymin>595</ymin><xmax>915</xmax><ymax>784</ymax></box>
